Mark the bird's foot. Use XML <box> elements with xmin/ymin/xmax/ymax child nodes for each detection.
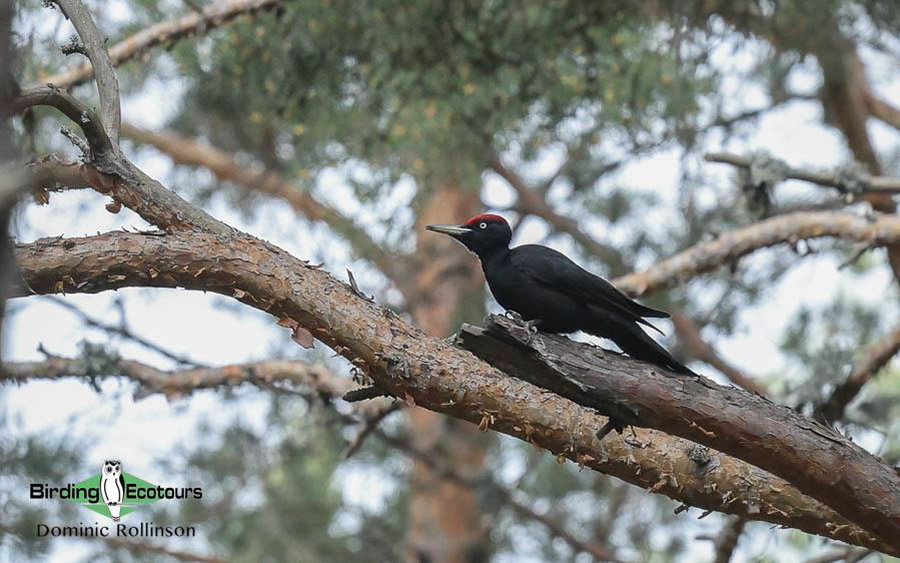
<box><xmin>522</xmin><ymin>319</ymin><xmax>541</xmax><ymax>346</ymax></box>
<box><xmin>502</xmin><ymin>311</ymin><xmax>541</xmax><ymax>345</ymax></box>
<box><xmin>623</xmin><ymin>427</ymin><xmax>646</xmax><ymax>449</ymax></box>
<box><xmin>503</xmin><ymin>310</ymin><xmax>525</xmax><ymax>323</ymax></box>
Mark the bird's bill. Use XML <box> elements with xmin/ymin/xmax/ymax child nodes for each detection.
<box><xmin>425</xmin><ymin>224</ymin><xmax>471</xmax><ymax>237</ymax></box>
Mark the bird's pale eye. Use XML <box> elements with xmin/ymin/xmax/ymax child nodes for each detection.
<box><xmin>479</xmin><ymin>222</ymin><xmax>487</xmax><ymax>229</ymax></box>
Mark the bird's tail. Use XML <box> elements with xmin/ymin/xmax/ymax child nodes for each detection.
<box><xmin>590</xmin><ymin>318</ymin><xmax>697</xmax><ymax>376</ymax></box>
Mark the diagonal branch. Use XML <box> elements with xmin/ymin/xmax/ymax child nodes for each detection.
<box><xmin>10</xmin><ymin>230</ymin><xmax>898</xmax><ymax>554</ymax></box>
<box><xmin>613</xmin><ymin>211</ymin><xmax>900</xmax><ymax>298</ymax></box>
<box><xmin>51</xmin><ymin>0</ymin><xmax>121</xmax><ymax>141</ymax></box>
<box><xmin>864</xmin><ymin>92</ymin><xmax>900</xmax><ymax>133</ymax></box>
<box><xmin>44</xmin><ymin>296</ymin><xmax>201</xmax><ymax>366</ymax></box>
<box><xmin>814</xmin><ymin>326</ymin><xmax>900</xmax><ymax>424</ymax></box>
<box><xmin>489</xmin><ymin>155</ymin><xmax>628</xmax><ymax>271</ymax></box>
<box><xmin>671</xmin><ymin>312</ymin><xmax>767</xmax><ymax>395</ymax></box>
<box><xmin>6</xmin><ymin>86</ymin><xmax>113</xmax><ymax>156</ymax></box>
<box><xmin>120</xmin><ymin>123</ymin><xmax>413</xmax><ymax>292</ymax></box>
<box><xmin>40</xmin><ymin>0</ymin><xmax>281</xmax><ymax>90</ymax></box>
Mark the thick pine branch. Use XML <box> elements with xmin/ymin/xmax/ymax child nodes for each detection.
<box><xmin>10</xmin><ymin>231</ymin><xmax>898</xmax><ymax>554</ymax></box>
<box><xmin>457</xmin><ymin>315</ymin><xmax>900</xmax><ymax>548</ymax></box>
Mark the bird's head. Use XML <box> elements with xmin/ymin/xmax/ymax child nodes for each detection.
<box><xmin>426</xmin><ymin>214</ymin><xmax>512</xmax><ymax>255</ymax></box>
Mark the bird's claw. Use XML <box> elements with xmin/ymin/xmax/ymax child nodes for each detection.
<box><xmin>623</xmin><ymin>427</ymin><xmax>646</xmax><ymax>448</ymax></box>
<box><xmin>502</xmin><ymin>311</ymin><xmax>540</xmax><ymax>344</ymax></box>
<box><xmin>504</xmin><ymin>310</ymin><xmax>525</xmax><ymax>323</ymax></box>
<box><xmin>522</xmin><ymin>319</ymin><xmax>540</xmax><ymax>346</ymax></box>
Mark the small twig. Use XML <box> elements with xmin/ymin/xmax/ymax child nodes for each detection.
<box><xmin>342</xmin><ymin>401</ymin><xmax>402</xmax><ymax>458</ymax></box>
<box><xmin>814</xmin><ymin>326</ymin><xmax>900</xmax><ymax>424</ymax></box>
<box><xmin>60</xmin><ymin>34</ymin><xmax>85</xmax><ymax>56</ymax></box>
<box><xmin>343</xmin><ymin>385</ymin><xmax>390</xmax><ymax>402</ymax></box>
<box><xmin>45</xmin><ymin>295</ymin><xmax>202</xmax><ymax>366</ymax></box>
<box><xmin>59</xmin><ymin>126</ymin><xmax>89</xmax><ymax>157</ymax></box>
<box><xmin>839</xmin><ymin>242</ymin><xmax>875</xmax><ymax>270</ymax></box>
<box><xmin>347</xmin><ymin>269</ymin><xmax>373</xmax><ymax>302</ymax></box>
<box><xmin>671</xmin><ymin>312</ymin><xmax>767</xmax><ymax>395</ymax></box>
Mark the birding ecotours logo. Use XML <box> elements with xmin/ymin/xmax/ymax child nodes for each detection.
<box><xmin>29</xmin><ymin>459</ymin><xmax>203</xmax><ymax>521</ymax></box>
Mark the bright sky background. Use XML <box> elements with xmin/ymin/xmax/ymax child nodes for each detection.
<box><xmin>3</xmin><ymin>6</ymin><xmax>900</xmax><ymax>562</ymax></box>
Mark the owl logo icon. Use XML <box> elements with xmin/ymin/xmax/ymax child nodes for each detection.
<box><xmin>100</xmin><ymin>460</ymin><xmax>125</xmax><ymax>521</ymax></box>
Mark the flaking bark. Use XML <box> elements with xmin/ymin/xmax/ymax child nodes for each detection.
<box><xmin>458</xmin><ymin>316</ymin><xmax>900</xmax><ymax>547</ymax></box>
<box><xmin>11</xmin><ymin>231</ymin><xmax>898</xmax><ymax>554</ymax></box>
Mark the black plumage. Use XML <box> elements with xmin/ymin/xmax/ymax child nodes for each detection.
<box><xmin>427</xmin><ymin>214</ymin><xmax>695</xmax><ymax>376</ymax></box>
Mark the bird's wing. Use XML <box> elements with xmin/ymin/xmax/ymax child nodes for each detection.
<box><xmin>510</xmin><ymin>245</ymin><xmax>669</xmax><ymax>330</ymax></box>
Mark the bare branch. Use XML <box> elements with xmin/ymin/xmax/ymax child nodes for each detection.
<box><xmin>802</xmin><ymin>546</ymin><xmax>873</xmax><ymax>563</ymax></box>
<box><xmin>38</xmin><ymin>155</ymin><xmax>230</xmax><ymax>233</ymax></box>
<box><xmin>864</xmin><ymin>92</ymin><xmax>900</xmax><ymax>133</ymax></box>
<box><xmin>2</xmin><ymin>355</ymin><xmax>354</xmax><ymax>400</ymax></box>
<box><xmin>613</xmin><ymin>211</ymin><xmax>900</xmax><ymax>298</ymax></box>
<box><xmin>8</xmin><ymin>91</ymin><xmax>232</xmax><ymax>234</ymax></box>
<box><xmin>44</xmin><ymin>296</ymin><xmax>202</xmax><ymax>366</ymax></box>
<box><xmin>7</xmin><ymin>85</ymin><xmax>113</xmax><ymax>156</ymax></box>
<box><xmin>705</xmin><ymin>152</ymin><xmax>900</xmax><ymax>195</ymax></box>
<box><xmin>710</xmin><ymin>517</ymin><xmax>746</xmax><ymax>563</ymax></box>
<box><xmin>10</xmin><ymin>231</ymin><xmax>897</xmax><ymax>554</ymax></box>
<box><xmin>40</xmin><ymin>0</ymin><xmax>281</xmax><ymax>90</ymax></box>
<box><xmin>815</xmin><ymin>326</ymin><xmax>900</xmax><ymax>424</ymax></box>
<box><xmin>671</xmin><ymin>312</ymin><xmax>768</xmax><ymax>395</ymax></box>
<box><xmin>342</xmin><ymin>401</ymin><xmax>402</xmax><ymax>458</ymax></box>
<box><xmin>51</xmin><ymin>0</ymin><xmax>121</xmax><ymax>141</ymax></box>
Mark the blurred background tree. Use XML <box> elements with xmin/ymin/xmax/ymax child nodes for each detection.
<box><xmin>2</xmin><ymin>0</ymin><xmax>900</xmax><ymax>561</ymax></box>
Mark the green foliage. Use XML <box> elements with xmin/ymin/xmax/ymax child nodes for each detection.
<box><xmin>172</xmin><ymin>1</ymin><xmax>714</xmax><ymax>194</ymax></box>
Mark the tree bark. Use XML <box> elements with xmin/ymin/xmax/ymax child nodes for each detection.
<box><xmin>12</xmin><ymin>231</ymin><xmax>898</xmax><ymax>554</ymax></box>
<box><xmin>457</xmin><ymin>315</ymin><xmax>900</xmax><ymax>548</ymax></box>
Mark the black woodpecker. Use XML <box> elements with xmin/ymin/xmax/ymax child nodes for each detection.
<box><xmin>427</xmin><ymin>213</ymin><xmax>696</xmax><ymax>376</ymax></box>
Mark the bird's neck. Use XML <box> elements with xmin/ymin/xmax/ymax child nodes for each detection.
<box><xmin>475</xmin><ymin>244</ymin><xmax>509</xmax><ymax>265</ymax></box>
